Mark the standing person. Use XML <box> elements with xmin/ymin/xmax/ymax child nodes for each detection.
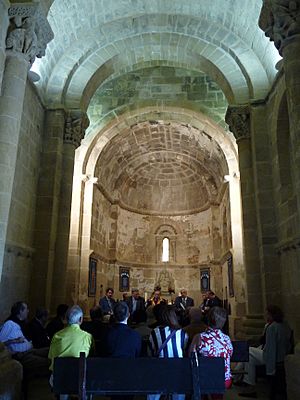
<box><xmin>174</xmin><ymin>289</ymin><xmax>194</xmax><ymax>326</ymax></box>
<box><xmin>146</xmin><ymin>287</ymin><xmax>166</xmax><ymax>308</ymax></box>
<box><xmin>126</xmin><ymin>288</ymin><xmax>145</xmax><ymax>322</ymax></box>
<box><xmin>148</xmin><ymin>305</ymin><xmax>189</xmax><ymax>400</ymax></box>
<box><xmin>99</xmin><ymin>287</ymin><xmax>116</xmax><ymax>315</ymax></box>
<box><xmin>206</xmin><ymin>291</ymin><xmax>222</xmax><ymax>309</ymax></box>
<box><xmin>174</xmin><ymin>289</ymin><xmax>194</xmax><ymax>311</ymax></box>
<box><xmin>190</xmin><ymin>307</ymin><xmax>233</xmax><ymax>399</ymax></box>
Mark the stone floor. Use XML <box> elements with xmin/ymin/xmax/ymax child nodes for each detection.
<box><xmin>27</xmin><ymin>378</ymin><xmax>271</xmax><ymax>400</ymax></box>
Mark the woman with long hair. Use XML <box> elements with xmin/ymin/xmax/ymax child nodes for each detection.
<box><xmin>148</xmin><ymin>305</ymin><xmax>189</xmax><ymax>400</ymax></box>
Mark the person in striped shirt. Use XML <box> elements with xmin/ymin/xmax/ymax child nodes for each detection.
<box><xmin>148</xmin><ymin>305</ymin><xmax>189</xmax><ymax>400</ymax></box>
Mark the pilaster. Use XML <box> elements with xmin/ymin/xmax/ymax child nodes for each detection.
<box><xmin>51</xmin><ymin>110</ymin><xmax>89</xmax><ymax>309</ymax></box>
<box><xmin>0</xmin><ymin>0</ymin><xmax>9</xmax><ymax>94</ymax></box>
<box><xmin>225</xmin><ymin>106</ymin><xmax>264</xmax><ymax>320</ymax></box>
<box><xmin>0</xmin><ymin>2</ymin><xmax>53</xmax><ymax>285</ymax></box>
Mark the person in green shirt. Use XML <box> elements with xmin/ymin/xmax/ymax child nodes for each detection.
<box><xmin>48</xmin><ymin>305</ymin><xmax>93</xmax><ymax>372</ymax></box>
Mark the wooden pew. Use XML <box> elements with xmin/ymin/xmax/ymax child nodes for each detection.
<box><xmin>53</xmin><ymin>353</ymin><xmax>225</xmax><ymax>400</ymax></box>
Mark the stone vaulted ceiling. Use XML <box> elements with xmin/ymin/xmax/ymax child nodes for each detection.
<box><xmin>31</xmin><ymin>0</ymin><xmax>279</xmax><ymax>216</ymax></box>
<box><xmin>35</xmin><ymin>0</ymin><xmax>280</xmax><ymax>110</ymax></box>
<box><xmin>94</xmin><ymin>121</ymin><xmax>228</xmax><ymax>214</ymax></box>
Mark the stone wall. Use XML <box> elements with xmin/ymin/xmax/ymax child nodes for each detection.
<box><xmin>0</xmin><ymin>81</ymin><xmax>44</xmax><ymax>320</ymax></box>
<box><xmin>89</xmin><ymin>184</ymin><xmax>231</xmax><ymax>307</ymax></box>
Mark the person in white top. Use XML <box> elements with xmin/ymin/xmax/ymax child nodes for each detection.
<box><xmin>0</xmin><ymin>301</ymin><xmax>49</xmax><ymax>380</ymax></box>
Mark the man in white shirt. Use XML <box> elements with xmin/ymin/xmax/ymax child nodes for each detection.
<box><xmin>0</xmin><ymin>301</ymin><xmax>49</xmax><ymax>379</ymax></box>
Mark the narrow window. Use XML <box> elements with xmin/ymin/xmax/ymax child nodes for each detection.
<box><xmin>162</xmin><ymin>237</ymin><xmax>169</xmax><ymax>262</ymax></box>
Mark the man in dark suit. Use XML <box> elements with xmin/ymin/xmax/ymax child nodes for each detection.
<box><xmin>106</xmin><ymin>302</ymin><xmax>141</xmax><ymax>400</ymax></box>
<box><xmin>174</xmin><ymin>289</ymin><xmax>194</xmax><ymax>311</ymax></box>
<box><xmin>99</xmin><ymin>287</ymin><xmax>116</xmax><ymax>315</ymax></box>
<box><xmin>206</xmin><ymin>290</ymin><xmax>222</xmax><ymax>309</ymax></box>
<box><xmin>126</xmin><ymin>289</ymin><xmax>145</xmax><ymax>322</ymax></box>
<box><xmin>107</xmin><ymin>301</ymin><xmax>142</xmax><ymax>358</ymax></box>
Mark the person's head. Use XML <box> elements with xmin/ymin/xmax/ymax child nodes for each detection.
<box><xmin>113</xmin><ymin>301</ymin><xmax>129</xmax><ymax>323</ymax></box>
<box><xmin>66</xmin><ymin>305</ymin><xmax>83</xmax><ymax>325</ymax></box>
<box><xmin>122</xmin><ymin>292</ymin><xmax>128</xmax><ymax>301</ymax></box>
<box><xmin>106</xmin><ymin>288</ymin><xmax>114</xmax><ymax>299</ymax></box>
<box><xmin>153</xmin><ymin>289</ymin><xmax>161</xmax><ymax>300</ymax></box>
<box><xmin>207</xmin><ymin>306</ymin><xmax>227</xmax><ymax>329</ymax></box>
<box><xmin>266</xmin><ymin>305</ymin><xmax>284</xmax><ymax>323</ymax></box>
<box><xmin>90</xmin><ymin>306</ymin><xmax>103</xmax><ymax>321</ymax></box>
<box><xmin>208</xmin><ymin>291</ymin><xmax>215</xmax><ymax>299</ymax></box>
<box><xmin>11</xmin><ymin>301</ymin><xmax>29</xmax><ymax>321</ymax></box>
<box><xmin>35</xmin><ymin>307</ymin><xmax>49</xmax><ymax>326</ymax></box>
<box><xmin>181</xmin><ymin>289</ymin><xmax>187</xmax><ymax>298</ymax></box>
<box><xmin>160</xmin><ymin>305</ymin><xmax>180</xmax><ymax>330</ymax></box>
<box><xmin>189</xmin><ymin>307</ymin><xmax>203</xmax><ymax>324</ymax></box>
<box><xmin>132</xmin><ymin>289</ymin><xmax>140</xmax><ymax>299</ymax></box>
<box><xmin>153</xmin><ymin>302</ymin><xmax>168</xmax><ymax>324</ymax></box>
<box><xmin>202</xmin><ymin>292</ymin><xmax>208</xmax><ymax>300</ymax></box>
<box><xmin>56</xmin><ymin>304</ymin><xmax>69</xmax><ymax>319</ymax></box>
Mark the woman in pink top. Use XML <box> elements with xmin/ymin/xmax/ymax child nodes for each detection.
<box><xmin>189</xmin><ymin>307</ymin><xmax>233</xmax><ymax>399</ymax></box>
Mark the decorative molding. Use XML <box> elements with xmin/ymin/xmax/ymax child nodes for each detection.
<box><xmin>225</xmin><ymin>105</ymin><xmax>250</xmax><ymax>142</ymax></box>
<box><xmin>5</xmin><ymin>242</ymin><xmax>35</xmax><ymax>259</ymax></box>
<box><xmin>259</xmin><ymin>0</ymin><xmax>300</xmax><ymax>55</ymax></box>
<box><xmin>6</xmin><ymin>3</ymin><xmax>53</xmax><ymax>64</ymax></box>
<box><xmin>64</xmin><ymin>111</ymin><xmax>90</xmax><ymax>148</ymax></box>
<box><xmin>276</xmin><ymin>237</ymin><xmax>300</xmax><ymax>255</ymax></box>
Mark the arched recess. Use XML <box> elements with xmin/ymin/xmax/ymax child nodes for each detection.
<box><xmin>155</xmin><ymin>225</ymin><xmax>177</xmax><ymax>263</ymax></box>
<box><xmin>66</xmin><ymin>106</ymin><xmax>244</xmax><ymax>316</ymax></box>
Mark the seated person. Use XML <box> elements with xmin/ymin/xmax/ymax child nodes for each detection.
<box><xmin>148</xmin><ymin>305</ymin><xmax>189</xmax><ymax>400</ymax></box>
<box><xmin>48</xmin><ymin>305</ymin><xmax>93</xmax><ymax>375</ymax></box>
<box><xmin>238</xmin><ymin>304</ymin><xmax>292</xmax><ymax>398</ymax></box>
<box><xmin>0</xmin><ymin>301</ymin><xmax>50</xmax><ymax>379</ymax></box>
<box><xmin>81</xmin><ymin>306</ymin><xmax>111</xmax><ymax>356</ymax></box>
<box><xmin>132</xmin><ymin>309</ymin><xmax>152</xmax><ymax>356</ymax></box>
<box><xmin>106</xmin><ymin>302</ymin><xmax>142</xmax><ymax>359</ymax></box>
<box><xmin>46</xmin><ymin>303</ymin><xmax>68</xmax><ymax>340</ymax></box>
<box><xmin>183</xmin><ymin>307</ymin><xmax>207</xmax><ymax>342</ymax></box>
<box><xmin>190</xmin><ymin>306</ymin><xmax>233</xmax><ymax>399</ymax></box>
<box><xmin>27</xmin><ymin>307</ymin><xmax>50</xmax><ymax>349</ymax></box>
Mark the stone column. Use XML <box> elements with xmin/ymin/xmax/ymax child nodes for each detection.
<box><xmin>0</xmin><ymin>0</ymin><xmax>9</xmax><ymax>93</ymax></box>
<box><xmin>259</xmin><ymin>0</ymin><xmax>300</xmax><ymax>340</ymax></box>
<box><xmin>259</xmin><ymin>0</ymin><xmax>300</xmax><ymax>231</ymax></box>
<box><xmin>0</xmin><ymin>4</ymin><xmax>53</xmax><ymax>283</ymax></box>
<box><xmin>51</xmin><ymin>111</ymin><xmax>89</xmax><ymax>309</ymax></box>
<box><xmin>226</xmin><ymin>106</ymin><xmax>265</xmax><ymax>338</ymax></box>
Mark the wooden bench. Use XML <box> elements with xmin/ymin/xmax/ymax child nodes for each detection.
<box><xmin>53</xmin><ymin>353</ymin><xmax>225</xmax><ymax>400</ymax></box>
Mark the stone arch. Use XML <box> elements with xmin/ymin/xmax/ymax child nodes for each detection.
<box><xmin>66</xmin><ymin>105</ymin><xmax>244</xmax><ymax>309</ymax></box>
<box><xmin>155</xmin><ymin>224</ymin><xmax>177</xmax><ymax>263</ymax></box>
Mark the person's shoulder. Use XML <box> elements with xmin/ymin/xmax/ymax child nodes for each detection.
<box><xmin>2</xmin><ymin>320</ymin><xmax>17</xmax><ymax>329</ymax></box>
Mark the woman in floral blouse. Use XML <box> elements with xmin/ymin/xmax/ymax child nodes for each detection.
<box><xmin>189</xmin><ymin>306</ymin><xmax>233</xmax><ymax>399</ymax></box>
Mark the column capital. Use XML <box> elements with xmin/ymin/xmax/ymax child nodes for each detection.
<box><xmin>225</xmin><ymin>105</ymin><xmax>250</xmax><ymax>141</ymax></box>
<box><xmin>64</xmin><ymin>110</ymin><xmax>90</xmax><ymax>148</ymax></box>
<box><xmin>5</xmin><ymin>3</ymin><xmax>53</xmax><ymax>65</ymax></box>
<box><xmin>259</xmin><ymin>0</ymin><xmax>300</xmax><ymax>55</ymax></box>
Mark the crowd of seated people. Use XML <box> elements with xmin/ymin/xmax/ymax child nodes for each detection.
<box><xmin>0</xmin><ymin>287</ymin><xmax>293</xmax><ymax>400</ymax></box>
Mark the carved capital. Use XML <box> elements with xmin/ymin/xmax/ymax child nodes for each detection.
<box><xmin>259</xmin><ymin>0</ymin><xmax>300</xmax><ymax>54</ymax></box>
<box><xmin>64</xmin><ymin>111</ymin><xmax>90</xmax><ymax>148</ymax></box>
<box><xmin>225</xmin><ymin>106</ymin><xmax>250</xmax><ymax>141</ymax></box>
<box><xmin>6</xmin><ymin>3</ymin><xmax>53</xmax><ymax>64</ymax></box>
